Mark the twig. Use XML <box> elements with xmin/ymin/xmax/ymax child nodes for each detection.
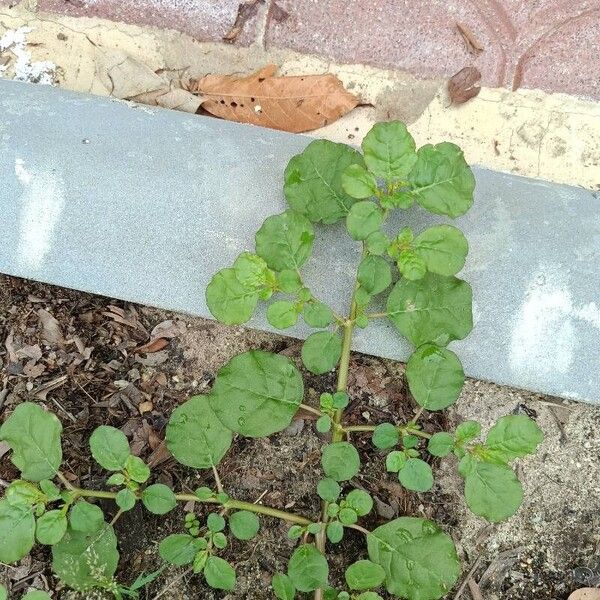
<box><xmin>212</xmin><ymin>465</ymin><xmax>224</xmax><ymax>494</ymax></box>
<box><xmin>299</xmin><ymin>403</ymin><xmax>322</xmax><ymax>416</ymax></box>
<box><xmin>453</xmin><ymin>555</ymin><xmax>483</xmax><ymax>600</ymax></box>
<box><xmin>152</xmin><ymin>567</ymin><xmax>193</xmax><ymax>600</ymax></box>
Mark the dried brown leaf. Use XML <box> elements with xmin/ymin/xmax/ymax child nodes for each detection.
<box><xmin>37</xmin><ymin>308</ymin><xmax>64</xmax><ymax>346</ymax></box>
<box><xmin>223</xmin><ymin>0</ymin><xmax>263</xmax><ymax>43</ymax></box>
<box><xmin>17</xmin><ymin>344</ymin><xmax>42</xmax><ymax>361</ymax></box>
<box><xmin>150</xmin><ymin>320</ymin><xmax>180</xmax><ymax>339</ymax></box>
<box><xmin>448</xmin><ymin>66</ymin><xmax>482</xmax><ymax>105</ymax></box>
<box><xmin>193</xmin><ymin>64</ymin><xmax>359</xmax><ymax>133</ymax></box>
<box><xmin>569</xmin><ymin>591</ymin><xmax>600</xmax><ymax>600</ymax></box>
<box><xmin>23</xmin><ymin>360</ymin><xmax>45</xmax><ymax>378</ymax></box>
<box><xmin>4</xmin><ymin>330</ymin><xmax>19</xmax><ymax>363</ymax></box>
<box><xmin>136</xmin><ymin>337</ymin><xmax>169</xmax><ymax>354</ymax></box>
<box><xmin>456</xmin><ymin>22</ymin><xmax>484</xmax><ymax>54</ymax></box>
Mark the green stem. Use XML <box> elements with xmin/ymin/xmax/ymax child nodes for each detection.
<box><xmin>342</xmin><ymin>424</ymin><xmax>431</xmax><ymax>439</ymax></box>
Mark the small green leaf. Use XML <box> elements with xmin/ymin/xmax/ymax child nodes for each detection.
<box><xmin>319</xmin><ymin>393</ymin><xmax>334</xmax><ymax>410</ymax></box>
<box><xmin>385</xmin><ymin>451</ymin><xmax>406</xmax><ymax>473</ymax></box>
<box><xmin>346</xmin><ymin>489</ymin><xmax>373</xmax><ymax>516</ymax></box>
<box><xmin>39</xmin><ymin>480</ymin><xmax>60</xmax><ymax>501</ymax></box>
<box><xmin>332</xmin><ymin>391</ymin><xmax>349</xmax><ymax>409</ymax></box>
<box><xmin>207</xmin><ymin>513</ymin><xmax>226</xmax><ymax>532</ymax></box>
<box><xmin>386</xmin><ymin>273</ymin><xmax>473</xmax><ymax>347</ymax></box>
<box><xmin>409</xmin><ymin>142</ymin><xmax>475</xmax><ymax>218</ymax></box>
<box><xmin>229</xmin><ymin>511</ymin><xmax>260</xmax><ymax>540</ymax></box>
<box><xmin>125</xmin><ymin>455</ymin><xmax>150</xmax><ymax>483</ymax></box>
<box><xmin>69</xmin><ymin>501</ymin><xmax>105</xmax><ymax>533</ymax></box>
<box><xmin>212</xmin><ymin>532</ymin><xmax>227</xmax><ymax>549</ymax></box>
<box><xmin>322</xmin><ymin>442</ymin><xmax>360</xmax><ymax>481</ymax></box>
<box><xmin>0</xmin><ymin>402</ymin><xmax>62</xmax><ymax>482</ymax></box>
<box><xmin>372</xmin><ymin>423</ymin><xmax>399</xmax><ymax>449</ymax></box>
<box><xmin>357</xmin><ymin>255</ymin><xmax>392</xmax><ymax>295</ymax></box>
<box><xmin>287</xmin><ymin>525</ymin><xmax>303</xmax><ymax>540</ymax></box>
<box><xmin>159</xmin><ymin>534</ymin><xmax>198</xmax><ymax>566</ymax></box>
<box><xmin>339</xmin><ymin>507</ymin><xmax>358</xmax><ymax>525</ymax></box>
<box><xmin>272</xmin><ymin>572</ymin><xmax>296</xmax><ymax>600</ymax></box>
<box><xmin>287</xmin><ymin>544</ymin><xmax>329</xmax><ymax>592</ymax></box>
<box><xmin>365</xmin><ymin>231</ymin><xmax>390</xmax><ymax>256</ymax></box>
<box><xmin>455</xmin><ymin>420</ymin><xmax>481</xmax><ymax>443</ymax></box>
<box><xmin>345</xmin><ymin>559</ymin><xmax>386</xmax><ymax>590</ymax></box>
<box><xmin>316</xmin><ymin>415</ymin><xmax>332</xmax><ymax>433</ymax></box>
<box><xmin>22</xmin><ymin>591</ymin><xmax>52</xmax><ymax>600</ymax></box>
<box><xmin>5</xmin><ymin>480</ymin><xmax>44</xmax><ymax>507</ymax></box>
<box><xmin>166</xmin><ymin>395</ymin><xmax>232</xmax><ymax>468</ymax></box>
<box><xmin>142</xmin><ymin>484</ymin><xmax>177</xmax><ymax>515</ymax></box>
<box><xmin>36</xmin><ymin>509</ymin><xmax>67</xmax><ymax>545</ymax></box>
<box><xmin>278</xmin><ymin>269</ymin><xmax>303</xmax><ymax>292</ymax></box>
<box><xmin>342</xmin><ymin>164</ymin><xmax>378</xmax><ymax>199</ymax></box>
<box><xmin>267</xmin><ymin>300</ymin><xmax>299</xmax><ymax>329</ymax></box>
<box><xmin>301</xmin><ymin>331</ymin><xmax>342</xmax><ymax>374</ymax></box>
<box><xmin>317</xmin><ymin>478</ymin><xmax>341</xmax><ymax>502</ymax></box>
<box><xmin>382</xmin><ymin>189</ymin><xmax>414</xmax><ymax>210</ymax></box>
<box><xmin>205</xmin><ymin>268</ymin><xmax>259</xmax><ymax>325</ymax></box>
<box><xmin>255</xmin><ymin>210</ymin><xmax>315</xmax><ymax>271</ymax></box>
<box><xmin>326</xmin><ymin>521</ymin><xmax>344</xmax><ymax>544</ymax></box>
<box><xmin>414</xmin><ymin>225</ymin><xmax>468</xmax><ymax>276</ymax></box>
<box><xmin>427</xmin><ymin>433</ymin><xmax>454</xmax><ymax>457</ymax></box>
<box><xmin>195</xmin><ymin>487</ymin><xmax>213</xmax><ymax>501</ymax></box>
<box><xmin>89</xmin><ymin>425</ymin><xmax>130</xmax><ymax>472</ymax></box>
<box><xmin>303</xmin><ymin>302</ymin><xmax>334</xmax><ymax>328</ymax></box>
<box><xmin>402</xmin><ymin>435</ymin><xmax>420</xmax><ymax>449</ymax></box>
<box><xmin>0</xmin><ymin>586</ymin><xmax>6</xmax><ymax>600</ymax></box>
<box><xmin>398</xmin><ymin>458</ymin><xmax>434</xmax><ymax>492</ymax></box>
<box><xmin>205</xmin><ymin>556</ymin><xmax>236</xmax><ymax>591</ymax></box>
<box><xmin>326</xmin><ymin>503</ymin><xmax>339</xmax><ymax>517</ymax></box>
<box><xmin>106</xmin><ymin>473</ymin><xmax>125</xmax><ymax>486</ymax></box>
<box><xmin>307</xmin><ymin>523</ymin><xmax>322</xmax><ymax>535</ymax></box>
<box><xmin>405</xmin><ymin>344</ymin><xmax>465</xmax><ymax>410</ymax></box>
<box><xmin>396</xmin><ymin>249</ymin><xmax>427</xmax><ymax>281</ymax></box>
<box><xmin>484</xmin><ymin>415</ymin><xmax>543</xmax><ymax>462</ymax></box>
<box><xmin>232</xmin><ymin>252</ymin><xmax>271</xmax><ymax>289</ymax></box>
<box><xmin>284</xmin><ymin>139</ymin><xmax>365</xmax><ymax>224</ymax></box>
<box><xmin>356</xmin><ymin>593</ymin><xmax>384</xmax><ymax>600</ymax></box>
<box><xmin>346</xmin><ymin>201</ymin><xmax>384</xmax><ymax>241</ymax></box>
<box><xmin>0</xmin><ymin>500</ymin><xmax>35</xmax><ymax>563</ymax></box>
<box><xmin>116</xmin><ymin>489</ymin><xmax>136</xmax><ymax>511</ymax></box>
<box><xmin>210</xmin><ymin>350</ymin><xmax>303</xmax><ymax>437</ymax></box>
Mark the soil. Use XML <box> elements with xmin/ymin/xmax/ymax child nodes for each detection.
<box><xmin>1</xmin><ymin>274</ymin><xmax>599</xmax><ymax>600</ymax></box>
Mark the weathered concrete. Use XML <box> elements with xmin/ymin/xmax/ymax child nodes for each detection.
<box><xmin>0</xmin><ymin>80</ymin><xmax>598</xmax><ymax>402</ymax></box>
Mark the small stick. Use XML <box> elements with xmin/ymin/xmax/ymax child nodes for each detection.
<box><xmin>453</xmin><ymin>555</ymin><xmax>483</xmax><ymax>600</ymax></box>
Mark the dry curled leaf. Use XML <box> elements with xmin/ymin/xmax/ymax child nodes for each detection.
<box><xmin>223</xmin><ymin>0</ymin><xmax>263</xmax><ymax>43</ymax></box>
<box><xmin>448</xmin><ymin>66</ymin><xmax>482</xmax><ymax>105</ymax></box>
<box><xmin>136</xmin><ymin>337</ymin><xmax>169</xmax><ymax>354</ymax></box>
<box><xmin>193</xmin><ymin>64</ymin><xmax>359</xmax><ymax>133</ymax></box>
<box><xmin>569</xmin><ymin>590</ymin><xmax>600</xmax><ymax>600</ymax></box>
<box><xmin>456</xmin><ymin>22</ymin><xmax>484</xmax><ymax>54</ymax></box>
<box><xmin>37</xmin><ymin>308</ymin><xmax>64</xmax><ymax>346</ymax></box>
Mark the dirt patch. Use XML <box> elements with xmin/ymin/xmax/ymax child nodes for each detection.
<box><xmin>1</xmin><ymin>274</ymin><xmax>599</xmax><ymax>599</ymax></box>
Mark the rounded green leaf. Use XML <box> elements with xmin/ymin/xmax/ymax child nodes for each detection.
<box><xmin>284</xmin><ymin>139</ymin><xmax>365</xmax><ymax>224</ymax></box>
<box><xmin>205</xmin><ymin>268</ymin><xmax>259</xmax><ymax>325</ymax></box>
<box><xmin>142</xmin><ymin>484</ymin><xmax>177</xmax><ymax>515</ymax></box>
<box><xmin>229</xmin><ymin>510</ymin><xmax>260</xmax><ymax>540</ymax></box>
<box><xmin>267</xmin><ymin>301</ymin><xmax>299</xmax><ymax>329</ymax></box>
<box><xmin>372</xmin><ymin>423</ymin><xmax>399</xmax><ymax>449</ymax></box>
<box><xmin>339</xmin><ymin>507</ymin><xmax>358</xmax><ymax>525</ymax></box>
<box><xmin>272</xmin><ymin>573</ymin><xmax>296</xmax><ymax>600</ymax></box>
<box><xmin>36</xmin><ymin>509</ymin><xmax>67</xmax><ymax>545</ymax></box>
<box><xmin>303</xmin><ymin>301</ymin><xmax>334</xmax><ymax>328</ymax></box>
<box><xmin>357</xmin><ymin>255</ymin><xmax>392</xmax><ymax>295</ymax></box>
<box><xmin>0</xmin><ymin>585</ymin><xmax>6</xmax><ymax>600</ymax></box>
<box><xmin>485</xmin><ymin>415</ymin><xmax>543</xmax><ymax>462</ymax></box>
<box><xmin>455</xmin><ymin>420</ymin><xmax>481</xmax><ymax>443</ymax></box>
<box><xmin>287</xmin><ymin>543</ymin><xmax>329</xmax><ymax>592</ymax></box>
<box><xmin>342</xmin><ymin>164</ymin><xmax>378</xmax><ymax>199</ymax></box>
<box><xmin>386</xmin><ymin>273</ymin><xmax>473</xmax><ymax>347</ymax></box>
<box><xmin>345</xmin><ymin>559</ymin><xmax>386</xmax><ymax>590</ymax></box>
<box><xmin>427</xmin><ymin>433</ymin><xmax>454</xmax><ymax>457</ymax></box>
<box><xmin>396</xmin><ymin>249</ymin><xmax>427</xmax><ymax>281</ymax></box>
<box><xmin>367</xmin><ymin>517</ymin><xmax>459</xmax><ymax>600</ymax></box>
<box><xmin>232</xmin><ymin>252</ymin><xmax>271</xmax><ymax>289</ymax></box>
<box><xmin>167</xmin><ymin>395</ymin><xmax>232</xmax><ymax>468</ymax></box>
<box><xmin>255</xmin><ymin>209</ymin><xmax>315</xmax><ymax>271</ymax></box>
<box><xmin>125</xmin><ymin>455</ymin><xmax>150</xmax><ymax>483</ymax></box>
<box><xmin>317</xmin><ymin>478</ymin><xmax>341</xmax><ymax>502</ymax></box>
<box><xmin>356</xmin><ymin>593</ymin><xmax>384</xmax><ymax>600</ymax></box>
<box><xmin>159</xmin><ymin>533</ymin><xmax>197</xmax><ymax>566</ymax></box>
<box><xmin>207</xmin><ymin>513</ymin><xmax>226</xmax><ymax>532</ymax></box>
<box><xmin>205</xmin><ymin>556</ymin><xmax>236</xmax><ymax>591</ymax></box>
<box><xmin>69</xmin><ymin>501</ymin><xmax>105</xmax><ymax>533</ymax></box>
<box><xmin>346</xmin><ymin>489</ymin><xmax>373</xmax><ymax>516</ymax></box>
<box><xmin>209</xmin><ymin>350</ymin><xmax>303</xmax><ymax>437</ymax></box>
<box><xmin>5</xmin><ymin>480</ymin><xmax>44</xmax><ymax>507</ymax></box>
<box><xmin>39</xmin><ymin>480</ymin><xmax>60</xmax><ymax>501</ymax></box>
<box><xmin>365</xmin><ymin>231</ymin><xmax>390</xmax><ymax>256</ymax></box>
<box><xmin>0</xmin><ymin>402</ymin><xmax>62</xmax><ymax>482</ymax></box>
<box><xmin>322</xmin><ymin>442</ymin><xmax>360</xmax><ymax>481</ymax></box>
<box><xmin>362</xmin><ymin>121</ymin><xmax>417</xmax><ymax>182</ymax></box>
<box><xmin>0</xmin><ymin>499</ymin><xmax>35</xmax><ymax>563</ymax></box>
<box><xmin>301</xmin><ymin>331</ymin><xmax>342</xmax><ymax>374</ymax></box>
<box><xmin>414</xmin><ymin>225</ymin><xmax>468</xmax><ymax>276</ymax></box>
<box><xmin>346</xmin><ymin>201</ymin><xmax>384</xmax><ymax>241</ymax></box>
<box><xmin>116</xmin><ymin>489</ymin><xmax>136</xmax><ymax>511</ymax></box>
<box><xmin>405</xmin><ymin>344</ymin><xmax>465</xmax><ymax>410</ymax></box>
<box><xmin>398</xmin><ymin>458</ymin><xmax>433</xmax><ymax>492</ymax></box>
<box><xmin>278</xmin><ymin>269</ymin><xmax>303</xmax><ymax>292</ymax></box>
<box><xmin>326</xmin><ymin>521</ymin><xmax>344</xmax><ymax>544</ymax></box>
<box><xmin>22</xmin><ymin>592</ymin><xmax>51</xmax><ymax>600</ymax></box>
<box><xmin>385</xmin><ymin>450</ymin><xmax>407</xmax><ymax>473</ymax></box>
<box><xmin>409</xmin><ymin>142</ymin><xmax>475</xmax><ymax>218</ymax></box>
<box><xmin>89</xmin><ymin>425</ymin><xmax>130</xmax><ymax>471</ymax></box>
<box><xmin>52</xmin><ymin>524</ymin><xmax>119</xmax><ymax>591</ymax></box>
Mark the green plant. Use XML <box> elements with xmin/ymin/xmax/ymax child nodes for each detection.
<box><xmin>0</xmin><ymin>121</ymin><xmax>543</xmax><ymax>599</ymax></box>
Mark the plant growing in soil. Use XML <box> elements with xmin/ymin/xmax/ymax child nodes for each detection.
<box><xmin>0</xmin><ymin>121</ymin><xmax>543</xmax><ymax>599</ymax></box>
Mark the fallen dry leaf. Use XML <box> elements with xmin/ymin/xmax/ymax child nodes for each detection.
<box><xmin>569</xmin><ymin>590</ymin><xmax>600</xmax><ymax>600</ymax></box>
<box><xmin>139</xmin><ymin>400</ymin><xmax>153</xmax><ymax>414</ymax></box>
<box><xmin>136</xmin><ymin>337</ymin><xmax>169</xmax><ymax>354</ymax></box>
<box><xmin>456</xmin><ymin>22</ymin><xmax>484</xmax><ymax>54</ymax></box>
<box><xmin>448</xmin><ymin>66</ymin><xmax>482</xmax><ymax>105</ymax></box>
<box><xmin>37</xmin><ymin>308</ymin><xmax>64</xmax><ymax>346</ymax></box>
<box><xmin>223</xmin><ymin>0</ymin><xmax>263</xmax><ymax>43</ymax></box>
<box><xmin>193</xmin><ymin>64</ymin><xmax>359</xmax><ymax>133</ymax></box>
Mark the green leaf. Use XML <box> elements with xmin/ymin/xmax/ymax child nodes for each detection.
<box><xmin>362</xmin><ymin>121</ymin><xmax>417</xmax><ymax>182</ymax></box>
<box><xmin>0</xmin><ymin>499</ymin><xmax>35</xmax><ymax>563</ymax></box>
<box><xmin>396</xmin><ymin>249</ymin><xmax>427</xmax><ymax>281</ymax></box>
<box><xmin>287</xmin><ymin>544</ymin><xmax>329</xmax><ymax>592</ymax></box>
<box><xmin>316</xmin><ymin>415</ymin><xmax>332</xmax><ymax>433</ymax></box>
<box><xmin>414</xmin><ymin>225</ymin><xmax>468</xmax><ymax>276</ymax></box>
<box><xmin>69</xmin><ymin>501</ymin><xmax>105</xmax><ymax>533</ymax></box>
<box><xmin>232</xmin><ymin>252</ymin><xmax>272</xmax><ymax>289</ymax></box>
<box><xmin>106</xmin><ymin>473</ymin><xmax>125</xmax><ymax>486</ymax></box>
<box><xmin>272</xmin><ymin>573</ymin><xmax>296</xmax><ymax>600</ymax></box>
<box><xmin>303</xmin><ymin>302</ymin><xmax>334</xmax><ymax>328</ymax></box>
<box><xmin>346</xmin><ymin>489</ymin><xmax>373</xmax><ymax>516</ymax></box>
<box><xmin>357</xmin><ymin>255</ymin><xmax>392</xmax><ymax>295</ymax></box>
<box><xmin>205</xmin><ymin>556</ymin><xmax>236</xmax><ymax>591</ymax></box>
<box><xmin>207</xmin><ymin>513</ymin><xmax>226</xmax><ymax>532</ymax></box>
<box><xmin>89</xmin><ymin>425</ymin><xmax>129</xmax><ymax>471</ymax></box>
<box><xmin>0</xmin><ymin>402</ymin><xmax>62</xmax><ymax>481</ymax></box>
<box><xmin>385</xmin><ymin>451</ymin><xmax>406</xmax><ymax>473</ymax></box>
<box><xmin>167</xmin><ymin>395</ymin><xmax>232</xmax><ymax>468</ymax></box>
<box><xmin>212</xmin><ymin>532</ymin><xmax>227</xmax><ymax>549</ymax></box>
<box><xmin>288</xmin><ymin>525</ymin><xmax>303</xmax><ymax>540</ymax></box>
<box><xmin>367</xmin><ymin>517</ymin><xmax>459</xmax><ymax>600</ymax></box>
<box><xmin>255</xmin><ymin>210</ymin><xmax>315</xmax><ymax>271</ymax></box>
<box><xmin>5</xmin><ymin>480</ymin><xmax>44</xmax><ymax>507</ymax></box>
<box><xmin>210</xmin><ymin>350</ymin><xmax>303</xmax><ymax>437</ymax></box>
<box><xmin>116</xmin><ymin>488</ymin><xmax>136</xmax><ymax>511</ymax></box>
<box><xmin>142</xmin><ymin>484</ymin><xmax>177</xmax><ymax>515</ymax></box>
<box><xmin>339</xmin><ymin>507</ymin><xmax>358</xmax><ymax>525</ymax></box>
<box><xmin>398</xmin><ymin>458</ymin><xmax>434</xmax><ymax>492</ymax></box>
<box><xmin>52</xmin><ymin>524</ymin><xmax>119</xmax><ymax>591</ymax></box>
<box><xmin>284</xmin><ymin>139</ymin><xmax>365</xmax><ymax>224</ymax></box>
<box><xmin>22</xmin><ymin>592</ymin><xmax>52</xmax><ymax>600</ymax></box>
<box><xmin>307</xmin><ymin>523</ymin><xmax>322</xmax><ymax>535</ymax></box>
<box><xmin>372</xmin><ymin>423</ymin><xmax>399</xmax><ymax>449</ymax></box>
<box><xmin>484</xmin><ymin>415</ymin><xmax>543</xmax><ymax>462</ymax></box>
<box><xmin>405</xmin><ymin>344</ymin><xmax>465</xmax><ymax>410</ymax></box>
<box><xmin>36</xmin><ymin>509</ymin><xmax>67</xmax><ymax>545</ymax></box>
<box><xmin>317</xmin><ymin>478</ymin><xmax>341</xmax><ymax>502</ymax></box>
<box><xmin>326</xmin><ymin>521</ymin><xmax>344</xmax><ymax>544</ymax></box>
<box><xmin>455</xmin><ymin>421</ymin><xmax>481</xmax><ymax>443</ymax></box>
<box><xmin>301</xmin><ymin>331</ymin><xmax>342</xmax><ymax>375</ymax></box>
<box><xmin>229</xmin><ymin>510</ymin><xmax>260</xmax><ymax>540</ymax></box>
<box><xmin>459</xmin><ymin>457</ymin><xmax>523</xmax><ymax>522</ymax></box>
<box><xmin>346</xmin><ymin>201</ymin><xmax>384</xmax><ymax>241</ymax></box>
<box><xmin>409</xmin><ymin>142</ymin><xmax>475</xmax><ymax>218</ymax></box>
<box><xmin>159</xmin><ymin>533</ymin><xmax>198</xmax><ymax>566</ymax></box>
<box><xmin>386</xmin><ymin>273</ymin><xmax>473</xmax><ymax>347</ymax></box>
<box><xmin>345</xmin><ymin>559</ymin><xmax>386</xmax><ymax>591</ymax></box>
<box><xmin>333</xmin><ymin>391</ymin><xmax>349</xmax><ymax>409</ymax></box>
<box><xmin>427</xmin><ymin>433</ymin><xmax>454</xmax><ymax>457</ymax></box>
<box><xmin>0</xmin><ymin>585</ymin><xmax>6</xmax><ymax>600</ymax></box>
<box><xmin>365</xmin><ymin>231</ymin><xmax>390</xmax><ymax>256</ymax></box>
<box><xmin>125</xmin><ymin>455</ymin><xmax>150</xmax><ymax>483</ymax></box>
<box><xmin>356</xmin><ymin>593</ymin><xmax>384</xmax><ymax>600</ymax></box>
<box><xmin>278</xmin><ymin>269</ymin><xmax>303</xmax><ymax>292</ymax></box>
<box><xmin>205</xmin><ymin>268</ymin><xmax>259</xmax><ymax>325</ymax></box>
<box><xmin>342</xmin><ymin>164</ymin><xmax>379</xmax><ymax>199</ymax></box>
<box><xmin>322</xmin><ymin>442</ymin><xmax>360</xmax><ymax>481</ymax></box>
<box><xmin>267</xmin><ymin>300</ymin><xmax>299</xmax><ymax>329</ymax></box>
